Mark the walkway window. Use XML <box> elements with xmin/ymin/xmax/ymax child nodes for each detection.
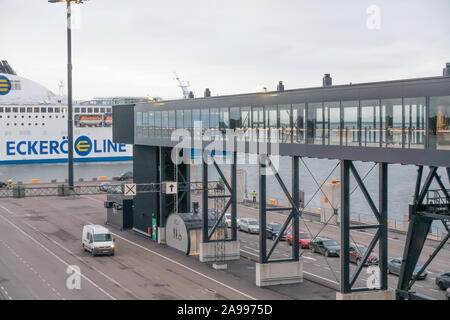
<box><xmin>324</xmin><ymin>101</ymin><xmax>340</xmax><ymax>145</ymax></box>
<box><xmin>361</xmin><ymin>100</ymin><xmax>381</xmax><ymax>147</ymax></box>
<box><xmin>279</xmin><ymin>104</ymin><xmax>291</xmax><ymax>143</ymax></box>
<box><xmin>230</xmin><ymin>107</ymin><xmax>241</xmax><ymax>130</ymax></box>
<box><xmin>184</xmin><ymin>109</ymin><xmax>192</xmax><ymax>133</ymax></box>
<box><xmin>220</xmin><ymin>108</ymin><xmax>229</xmax><ymax>138</ymax></box>
<box><xmin>292</xmin><ymin>103</ymin><xmax>305</xmax><ymax>144</ymax></box>
<box><xmin>210</xmin><ymin>108</ymin><xmax>220</xmax><ymax>129</ymax></box>
<box><xmin>265</xmin><ymin>105</ymin><xmax>277</xmax><ymax>142</ymax></box>
<box><xmin>342</xmin><ymin>100</ymin><xmax>359</xmax><ymax>146</ymax></box>
<box><xmin>136</xmin><ymin>111</ymin><xmax>142</xmax><ymax>137</ymax></box>
<box><xmin>252</xmin><ymin>106</ymin><xmax>264</xmax><ymax>143</ymax></box>
<box><xmin>382</xmin><ymin>98</ymin><xmax>402</xmax><ymax>148</ymax></box>
<box><xmin>169</xmin><ymin>110</ymin><xmax>176</xmax><ymax>138</ymax></box>
<box><xmin>142</xmin><ymin>112</ymin><xmax>149</xmax><ymax>136</ymax></box>
<box><xmin>307</xmin><ymin>103</ymin><xmax>322</xmax><ymax>144</ymax></box>
<box><xmin>404</xmin><ymin>97</ymin><xmax>426</xmax><ymax>149</ymax></box>
<box><xmin>193</xmin><ymin>109</ymin><xmax>201</xmax><ymax>139</ymax></box>
<box><xmin>429</xmin><ymin>95</ymin><xmax>450</xmax><ymax>150</ymax></box>
<box><xmin>176</xmin><ymin>110</ymin><xmax>183</xmax><ymax>129</ymax></box>
<box><xmin>148</xmin><ymin>111</ymin><xmax>154</xmax><ymax>137</ymax></box>
<box><xmin>154</xmin><ymin>111</ymin><xmax>161</xmax><ymax>137</ymax></box>
<box><xmin>162</xmin><ymin>111</ymin><xmax>169</xmax><ymax>139</ymax></box>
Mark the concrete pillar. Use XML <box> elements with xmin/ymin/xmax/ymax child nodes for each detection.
<box><xmin>320</xmin><ymin>179</ymin><xmax>341</xmax><ymax>225</ymax></box>
<box><xmin>199</xmin><ymin>241</ymin><xmax>240</xmax><ymax>262</ymax></box>
<box><xmin>336</xmin><ymin>289</ymin><xmax>394</xmax><ymax>300</ymax></box>
<box><xmin>158</xmin><ymin>227</ymin><xmax>166</xmax><ymax>244</ymax></box>
<box><xmin>255</xmin><ymin>260</ymin><xmax>303</xmax><ymax>287</ymax></box>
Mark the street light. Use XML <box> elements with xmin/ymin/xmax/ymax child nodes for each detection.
<box><xmin>49</xmin><ymin>0</ymin><xmax>86</xmax><ymax>190</ymax></box>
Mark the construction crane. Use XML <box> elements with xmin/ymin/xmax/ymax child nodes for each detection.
<box><xmin>173</xmin><ymin>72</ymin><xmax>192</xmax><ymax>99</ymax></box>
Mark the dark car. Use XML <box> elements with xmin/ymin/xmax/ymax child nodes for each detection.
<box><xmin>118</xmin><ymin>171</ymin><xmax>133</xmax><ymax>181</ymax></box>
<box><xmin>310</xmin><ymin>237</ymin><xmax>340</xmax><ymax>257</ymax></box>
<box><xmin>286</xmin><ymin>231</ymin><xmax>311</xmax><ymax>248</ymax></box>
<box><xmin>349</xmin><ymin>243</ymin><xmax>379</xmax><ymax>266</ymax></box>
<box><xmin>435</xmin><ymin>272</ymin><xmax>450</xmax><ymax>290</ymax></box>
<box><xmin>266</xmin><ymin>223</ymin><xmax>287</xmax><ymax>241</ymax></box>
<box><xmin>387</xmin><ymin>258</ymin><xmax>428</xmax><ymax>280</ymax></box>
<box><xmin>0</xmin><ymin>181</ymin><xmax>7</xmax><ymax>188</ymax></box>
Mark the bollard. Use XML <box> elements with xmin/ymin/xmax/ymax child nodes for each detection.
<box><xmin>57</xmin><ymin>184</ymin><xmax>70</xmax><ymax>197</ymax></box>
<box><xmin>13</xmin><ymin>185</ymin><xmax>25</xmax><ymax>198</ymax></box>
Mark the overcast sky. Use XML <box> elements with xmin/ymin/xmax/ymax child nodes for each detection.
<box><xmin>1</xmin><ymin>0</ymin><xmax>449</xmax><ymax>100</ymax></box>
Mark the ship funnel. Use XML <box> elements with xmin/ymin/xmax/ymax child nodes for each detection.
<box><xmin>277</xmin><ymin>81</ymin><xmax>285</xmax><ymax>91</ymax></box>
<box><xmin>443</xmin><ymin>63</ymin><xmax>450</xmax><ymax>77</ymax></box>
<box><xmin>188</xmin><ymin>91</ymin><xmax>194</xmax><ymax>99</ymax></box>
<box><xmin>204</xmin><ymin>88</ymin><xmax>211</xmax><ymax>97</ymax></box>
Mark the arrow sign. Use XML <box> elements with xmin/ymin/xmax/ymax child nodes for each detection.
<box><xmin>164</xmin><ymin>181</ymin><xmax>177</xmax><ymax>194</ymax></box>
<box><xmin>124</xmin><ymin>183</ymin><xmax>136</xmax><ymax>196</ymax></box>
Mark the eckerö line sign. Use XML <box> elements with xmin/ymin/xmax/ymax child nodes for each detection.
<box><xmin>5</xmin><ymin>136</ymin><xmax>127</xmax><ymax>157</ymax></box>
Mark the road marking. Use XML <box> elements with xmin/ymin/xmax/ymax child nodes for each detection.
<box><xmin>303</xmin><ymin>271</ymin><xmax>339</xmax><ymax>286</ymax></box>
<box><xmin>0</xmin><ymin>286</ymin><xmax>12</xmax><ymax>300</ymax></box>
<box><xmin>0</xmin><ymin>212</ymin><xmax>116</xmax><ymax>300</ymax></box>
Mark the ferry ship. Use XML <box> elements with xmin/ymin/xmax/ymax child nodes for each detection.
<box><xmin>0</xmin><ymin>60</ymin><xmax>144</xmax><ymax>164</ymax></box>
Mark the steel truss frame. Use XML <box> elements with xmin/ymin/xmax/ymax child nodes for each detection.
<box><xmin>202</xmin><ymin>152</ymin><xmax>237</xmax><ymax>243</ymax></box>
<box><xmin>340</xmin><ymin>160</ymin><xmax>389</xmax><ymax>293</ymax></box>
<box><xmin>396</xmin><ymin>165</ymin><xmax>450</xmax><ymax>300</ymax></box>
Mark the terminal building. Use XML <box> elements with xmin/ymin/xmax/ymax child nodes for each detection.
<box><xmin>113</xmin><ymin>63</ymin><xmax>450</xmax><ymax>299</ymax></box>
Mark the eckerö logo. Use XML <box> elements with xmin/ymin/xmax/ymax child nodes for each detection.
<box><xmin>6</xmin><ymin>136</ymin><xmax>127</xmax><ymax>157</ymax></box>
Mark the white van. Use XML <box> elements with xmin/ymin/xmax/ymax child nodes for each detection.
<box><xmin>82</xmin><ymin>225</ymin><xmax>115</xmax><ymax>256</ymax></box>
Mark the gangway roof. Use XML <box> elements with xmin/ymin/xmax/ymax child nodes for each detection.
<box><xmin>114</xmin><ymin>74</ymin><xmax>450</xmax><ymax>167</ymax></box>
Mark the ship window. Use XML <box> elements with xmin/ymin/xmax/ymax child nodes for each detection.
<box><xmin>13</xmin><ymin>107</ymin><xmax>18</xmax><ymax>113</ymax></box>
<box><xmin>34</xmin><ymin>107</ymin><xmax>39</xmax><ymax>113</ymax></box>
<box><xmin>81</xmin><ymin>108</ymin><xmax>86</xmax><ymax>113</ymax></box>
<box><xmin>88</xmin><ymin>108</ymin><xmax>93</xmax><ymax>113</ymax></box>
<box><xmin>41</xmin><ymin>107</ymin><xmax>46</xmax><ymax>113</ymax></box>
<box><xmin>27</xmin><ymin>107</ymin><xmax>32</xmax><ymax>113</ymax></box>
<box><xmin>20</xmin><ymin>107</ymin><xmax>25</xmax><ymax>113</ymax></box>
<box><xmin>94</xmin><ymin>108</ymin><xmax>99</xmax><ymax>113</ymax></box>
<box><xmin>0</xmin><ymin>107</ymin><xmax>3</xmax><ymax>112</ymax></box>
<box><xmin>5</xmin><ymin>107</ymin><xmax>11</xmax><ymax>113</ymax></box>
<box><xmin>55</xmin><ymin>108</ymin><xmax>60</xmax><ymax>113</ymax></box>
<box><xmin>75</xmin><ymin>108</ymin><xmax>80</xmax><ymax>113</ymax></box>
<box><xmin>48</xmin><ymin>107</ymin><xmax>53</xmax><ymax>113</ymax></box>
<box><xmin>107</xmin><ymin>108</ymin><xmax>112</xmax><ymax>113</ymax></box>
<box><xmin>62</xmin><ymin>108</ymin><xmax>67</xmax><ymax>113</ymax></box>
<box><xmin>100</xmin><ymin>108</ymin><xmax>105</xmax><ymax>113</ymax></box>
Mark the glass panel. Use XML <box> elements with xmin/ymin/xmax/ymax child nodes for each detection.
<box><xmin>265</xmin><ymin>105</ymin><xmax>277</xmax><ymax>142</ymax></box>
<box><xmin>279</xmin><ymin>104</ymin><xmax>291</xmax><ymax>143</ymax></box>
<box><xmin>168</xmin><ymin>110</ymin><xmax>175</xmax><ymax>138</ymax></box>
<box><xmin>241</xmin><ymin>107</ymin><xmax>251</xmax><ymax>141</ymax></box>
<box><xmin>230</xmin><ymin>107</ymin><xmax>241</xmax><ymax>129</ymax></box>
<box><xmin>176</xmin><ymin>110</ymin><xmax>183</xmax><ymax>129</ymax></box>
<box><xmin>361</xmin><ymin>100</ymin><xmax>380</xmax><ymax>147</ymax></box>
<box><xmin>142</xmin><ymin>112</ymin><xmax>149</xmax><ymax>137</ymax></box>
<box><xmin>154</xmin><ymin>111</ymin><xmax>161</xmax><ymax>137</ymax></box>
<box><xmin>193</xmin><ymin>109</ymin><xmax>201</xmax><ymax>139</ymax></box>
<box><xmin>307</xmin><ymin>103</ymin><xmax>322</xmax><ymax>144</ymax></box>
<box><xmin>342</xmin><ymin>100</ymin><xmax>359</xmax><ymax>146</ymax></box>
<box><xmin>162</xmin><ymin>111</ymin><xmax>169</xmax><ymax>138</ymax></box>
<box><xmin>148</xmin><ymin>111</ymin><xmax>154</xmax><ymax>137</ymax></box>
<box><xmin>382</xmin><ymin>98</ymin><xmax>403</xmax><ymax>148</ymax></box>
<box><xmin>252</xmin><ymin>107</ymin><xmax>264</xmax><ymax>142</ymax></box>
<box><xmin>324</xmin><ymin>101</ymin><xmax>340</xmax><ymax>145</ymax></box>
<box><xmin>220</xmin><ymin>108</ymin><xmax>229</xmax><ymax>130</ymax></box>
<box><xmin>293</xmin><ymin>103</ymin><xmax>305</xmax><ymax>144</ymax></box>
<box><xmin>136</xmin><ymin>111</ymin><xmax>142</xmax><ymax>137</ymax></box>
<box><xmin>210</xmin><ymin>108</ymin><xmax>219</xmax><ymax>128</ymax></box>
<box><xmin>430</xmin><ymin>95</ymin><xmax>450</xmax><ymax>150</ymax></box>
<box><xmin>404</xmin><ymin>97</ymin><xmax>426</xmax><ymax>149</ymax></box>
<box><xmin>184</xmin><ymin>109</ymin><xmax>192</xmax><ymax>129</ymax></box>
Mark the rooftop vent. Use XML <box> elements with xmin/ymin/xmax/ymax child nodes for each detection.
<box><xmin>188</xmin><ymin>91</ymin><xmax>194</xmax><ymax>99</ymax></box>
<box><xmin>277</xmin><ymin>81</ymin><xmax>285</xmax><ymax>91</ymax></box>
<box><xmin>323</xmin><ymin>73</ymin><xmax>332</xmax><ymax>87</ymax></box>
<box><xmin>204</xmin><ymin>88</ymin><xmax>211</xmax><ymax>97</ymax></box>
<box><xmin>443</xmin><ymin>63</ymin><xmax>450</xmax><ymax>77</ymax></box>
<box><xmin>0</xmin><ymin>60</ymin><xmax>17</xmax><ymax>75</ymax></box>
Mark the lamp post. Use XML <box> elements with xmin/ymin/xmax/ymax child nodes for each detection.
<box><xmin>49</xmin><ymin>0</ymin><xmax>84</xmax><ymax>190</ymax></box>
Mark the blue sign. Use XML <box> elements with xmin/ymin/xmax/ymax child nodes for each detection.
<box><xmin>74</xmin><ymin>136</ymin><xmax>93</xmax><ymax>156</ymax></box>
<box><xmin>0</xmin><ymin>75</ymin><xmax>11</xmax><ymax>95</ymax></box>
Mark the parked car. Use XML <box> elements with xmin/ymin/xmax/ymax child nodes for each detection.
<box><xmin>387</xmin><ymin>258</ymin><xmax>428</xmax><ymax>280</ymax></box>
<box><xmin>99</xmin><ymin>182</ymin><xmax>122</xmax><ymax>194</ymax></box>
<box><xmin>238</xmin><ymin>218</ymin><xmax>260</xmax><ymax>234</ymax></box>
<box><xmin>0</xmin><ymin>181</ymin><xmax>7</xmax><ymax>188</ymax></box>
<box><xmin>225</xmin><ymin>214</ymin><xmax>232</xmax><ymax>228</ymax></box>
<box><xmin>435</xmin><ymin>272</ymin><xmax>450</xmax><ymax>290</ymax></box>
<box><xmin>266</xmin><ymin>222</ymin><xmax>287</xmax><ymax>241</ymax></box>
<box><xmin>446</xmin><ymin>288</ymin><xmax>450</xmax><ymax>300</ymax></box>
<box><xmin>118</xmin><ymin>171</ymin><xmax>133</xmax><ymax>181</ymax></box>
<box><xmin>82</xmin><ymin>225</ymin><xmax>115</xmax><ymax>256</ymax></box>
<box><xmin>310</xmin><ymin>237</ymin><xmax>340</xmax><ymax>257</ymax></box>
<box><xmin>286</xmin><ymin>231</ymin><xmax>311</xmax><ymax>248</ymax></box>
<box><xmin>349</xmin><ymin>243</ymin><xmax>379</xmax><ymax>265</ymax></box>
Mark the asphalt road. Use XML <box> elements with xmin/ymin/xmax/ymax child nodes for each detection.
<box><xmin>229</xmin><ymin>200</ymin><xmax>450</xmax><ymax>300</ymax></box>
<box><xmin>0</xmin><ymin>195</ymin><xmax>335</xmax><ymax>300</ymax></box>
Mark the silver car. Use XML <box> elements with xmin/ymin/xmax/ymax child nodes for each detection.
<box><xmin>238</xmin><ymin>218</ymin><xmax>260</xmax><ymax>234</ymax></box>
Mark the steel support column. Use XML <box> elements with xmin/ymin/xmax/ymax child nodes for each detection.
<box><xmin>259</xmin><ymin>157</ymin><xmax>267</xmax><ymax>263</ymax></box>
<box><xmin>202</xmin><ymin>159</ymin><xmax>209</xmax><ymax>243</ymax></box>
<box><xmin>379</xmin><ymin>162</ymin><xmax>388</xmax><ymax>290</ymax></box>
<box><xmin>340</xmin><ymin>160</ymin><xmax>351</xmax><ymax>293</ymax></box>
<box><xmin>159</xmin><ymin>147</ymin><xmax>166</xmax><ymax>228</ymax></box>
<box><xmin>292</xmin><ymin>156</ymin><xmax>300</xmax><ymax>261</ymax></box>
<box><xmin>231</xmin><ymin>151</ymin><xmax>237</xmax><ymax>241</ymax></box>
